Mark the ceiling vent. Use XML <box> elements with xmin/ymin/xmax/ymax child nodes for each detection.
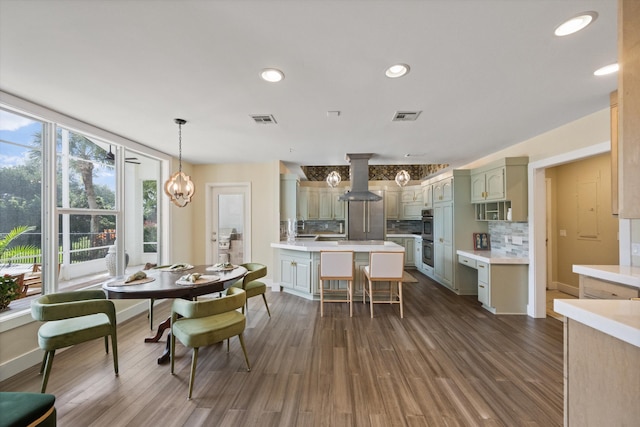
<box><xmin>392</xmin><ymin>111</ymin><xmax>422</xmax><ymax>121</ymax></box>
<box><xmin>250</xmin><ymin>114</ymin><xmax>277</xmax><ymax>124</ymax></box>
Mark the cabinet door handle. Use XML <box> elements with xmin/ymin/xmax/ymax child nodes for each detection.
<box><xmin>478</xmin><ymin>265</ymin><xmax>485</xmax><ymax>269</ymax></box>
<box><xmin>479</xmin><ymin>284</ymin><xmax>485</xmax><ymax>288</ymax></box>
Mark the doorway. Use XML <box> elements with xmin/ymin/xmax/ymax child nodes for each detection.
<box><xmin>206</xmin><ymin>183</ymin><xmax>251</xmax><ymax>266</ymax></box>
<box><xmin>529</xmin><ymin>142</ymin><xmax>610</xmax><ymax>318</ymax></box>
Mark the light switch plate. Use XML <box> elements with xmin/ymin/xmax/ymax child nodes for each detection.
<box><xmin>632</xmin><ymin>243</ymin><xmax>640</xmax><ymax>256</ymax></box>
<box><xmin>512</xmin><ymin>236</ymin><xmax>523</xmax><ymax>245</ymax></box>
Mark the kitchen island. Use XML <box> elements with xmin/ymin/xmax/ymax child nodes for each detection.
<box><xmin>554</xmin><ymin>299</ymin><xmax>640</xmax><ymax>426</ymax></box>
<box><xmin>271</xmin><ymin>240</ymin><xmax>404</xmax><ymax>299</ymax></box>
<box><xmin>456</xmin><ymin>249</ymin><xmax>529</xmax><ymax>314</ymax></box>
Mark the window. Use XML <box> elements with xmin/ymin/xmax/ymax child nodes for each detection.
<box><xmin>0</xmin><ymin>97</ymin><xmax>165</xmax><ymax>302</ymax></box>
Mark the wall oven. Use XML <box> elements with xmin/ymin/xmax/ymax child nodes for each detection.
<box><xmin>422</xmin><ymin>239</ymin><xmax>434</xmax><ymax>267</ymax></box>
<box><xmin>421</xmin><ymin>209</ymin><xmax>433</xmax><ymax>241</ymax></box>
<box><xmin>421</xmin><ymin>209</ymin><xmax>434</xmax><ymax>267</ymax></box>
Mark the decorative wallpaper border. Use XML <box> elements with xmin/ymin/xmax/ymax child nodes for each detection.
<box><xmin>301</xmin><ymin>164</ymin><xmax>449</xmax><ymax>181</ymax></box>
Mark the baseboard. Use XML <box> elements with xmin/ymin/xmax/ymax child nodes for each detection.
<box><xmin>557</xmin><ymin>282</ymin><xmax>579</xmax><ymax>297</ymax></box>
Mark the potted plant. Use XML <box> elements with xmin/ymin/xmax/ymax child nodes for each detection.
<box><xmin>0</xmin><ymin>274</ymin><xmax>22</xmax><ymax>310</ymax></box>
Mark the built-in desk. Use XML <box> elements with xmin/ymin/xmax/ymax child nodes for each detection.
<box><xmin>456</xmin><ymin>250</ymin><xmax>529</xmax><ymax>314</ymax></box>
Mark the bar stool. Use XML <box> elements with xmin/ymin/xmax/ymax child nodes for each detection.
<box><xmin>319</xmin><ymin>251</ymin><xmax>355</xmax><ymax>317</ymax></box>
<box><xmin>363</xmin><ymin>251</ymin><xmax>405</xmax><ymax>318</ymax></box>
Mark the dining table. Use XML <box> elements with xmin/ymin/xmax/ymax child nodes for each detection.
<box><xmin>102</xmin><ymin>264</ymin><xmax>247</xmax><ymax>364</ymax></box>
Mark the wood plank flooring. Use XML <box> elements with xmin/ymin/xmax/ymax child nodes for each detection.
<box><xmin>0</xmin><ymin>272</ymin><xmax>564</xmax><ymax>426</ymax></box>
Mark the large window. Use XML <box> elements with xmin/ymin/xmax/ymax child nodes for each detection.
<box><xmin>0</xmin><ymin>101</ymin><xmax>165</xmax><ymax>299</ymax></box>
<box><xmin>0</xmin><ymin>110</ymin><xmax>43</xmax><ymax>265</ymax></box>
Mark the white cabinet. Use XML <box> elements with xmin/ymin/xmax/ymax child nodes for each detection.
<box><xmin>280</xmin><ymin>174</ymin><xmax>299</xmax><ymax>221</ymax></box>
<box><xmin>385</xmin><ymin>189</ymin><xmax>401</xmax><ymax>220</ymax></box>
<box><xmin>433</xmin><ymin>178</ymin><xmax>453</xmax><ymax>203</ymax></box>
<box><xmin>470</xmin><ymin>157</ymin><xmax>528</xmax><ymax>222</ymax></box>
<box><xmin>422</xmin><ymin>183</ymin><xmax>433</xmax><ymax>208</ymax></box>
<box><xmin>471</xmin><ymin>167</ymin><xmax>505</xmax><ymax>202</ymax></box>
<box><xmin>414</xmin><ymin>236</ymin><xmax>422</xmax><ymax>268</ymax></box>
<box><xmin>298</xmin><ymin>187</ymin><xmax>345</xmax><ymax>221</ymax></box>
<box><xmin>400</xmin><ymin>185</ymin><xmax>423</xmax><ymax>219</ymax></box>
<box><xmin>387</xmin><ymin>237</ymin><xmax>414</xmax><ymax>267</ymax></box>
<box><xmin>279</xmin><ymin>251</ymin><xmax>311</xmax><ymax>294</ymax></box>
<box><xmin>427</xmin><ymin>171</ymin><xmax>480</xmax><ymax>295</ymax></box>
<box><xmin>476</xmin><ymin>261</ymin><xmax>490</xmax><ymax>306</ymax></box>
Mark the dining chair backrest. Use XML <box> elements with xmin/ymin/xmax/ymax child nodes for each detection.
<box><xmin>368</xmin><ymin>252</ymin><xmax>404</xmax><ymax>280</ymax></box>
<box><xmin>320</xmin><ymin>251</ymin><xmax>354</xmax><ymax>280</ymax></box>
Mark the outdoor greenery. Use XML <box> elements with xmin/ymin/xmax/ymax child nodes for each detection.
<box><xmin>0</xmin><ymin>225</ymin><xmax>38</xmax><ymax>264</ymax></box>
<box><xmin>0</xmin><ymin>274</ymin><xmax>21</xmax><ymax>309</ymax></box>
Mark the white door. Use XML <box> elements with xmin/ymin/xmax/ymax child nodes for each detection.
<box><xmin>207</xmin><ymin>184</ymin><xmax>251</xmax><ymax>266</ymax></box>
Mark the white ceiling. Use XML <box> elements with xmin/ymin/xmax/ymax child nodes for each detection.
<box><xmin>0</xmin><ymin>0</ymin><xmax>617</xmax><ymax>170</ymax></box>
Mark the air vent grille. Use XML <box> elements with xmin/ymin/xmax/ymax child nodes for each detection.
<box><xmin>392</xmin><ymin>111</ymin><xmax>422</xmax><ymax>121</ymax></box>
<box><xmin>250</xmin><ymin>114</ymin><xmax>277</xmax><ymax>124</ymax></box>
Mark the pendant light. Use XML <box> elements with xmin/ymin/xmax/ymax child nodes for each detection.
<box><xmin>326</xmin><ymin>170</ymin><xmax>341</xmax><ymax>188</ymax></box>
<box><xmin>395</xmin><ymin>169</ymin><xmax>411</xmax><ymax>187</ymax></box>
<box><xmin>164</xmin><ymin>118</ymin><xmax>195</xmax><ymax>207</ymax></box>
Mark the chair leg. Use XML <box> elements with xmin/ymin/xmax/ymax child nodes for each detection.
<box><xmin>369</xmin><ymin>279</ymin><xmax>374</xmax><ymax>318</ymax></box>
<box><xmin>170</xmin><ymin>330</ymin><xmax>176</xmax><ymax>374</ymax></box>
<box><xmin>188</xmin><ymin>348</ymin><xmax>199</xmax><ymax>399</ymax></box>
<box><xmin>238</xmin><ymin>333</ymin><xmax>251</xmax><ymax>372</ymax></box>
<box><xmin>261</xmin><ymin>293</ymin><xmax>271</xmax><ymax>317</ymax></box>
<box><xmin>111</xmin><ymin>332</ymin><xmax>119</xmax><ymax>375</ymax></box>
<box><xmin>40</xmin><ymin>350</ymin><xmax>55</xmax><ymax>393</ymax></box>
<box><xmin>399</xmin><ymin>281</ymin><xmax>403</xmax><ymax>318</ymax></box>
<box><xmin>104</xmin><ymin>336</ymin><xmax>109</xmax><ymax>354</ymax></box>
<box><xmin>348</xmin><ymin>280</ymin><xmax>353</xmax><ymax>317</ymax></box>
<box><xmin>320</xmin><ymin>280</ymin><xmax>324</xmax><ymax>317</ymax></box>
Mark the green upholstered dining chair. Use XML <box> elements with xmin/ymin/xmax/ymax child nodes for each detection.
<box><xmin>170</xmin><ymin>287</ymin><xmax>251</xmax><ymax>399</ymax></box>
<box><xmin>31</xmin><ymin>290</ymin><xmax>118</xmax><ymax>393</ymax></box>
<box><xmin>231</xmin><ymin>263</ymin><xmax>271</xmax><ymax>317</ymax></box>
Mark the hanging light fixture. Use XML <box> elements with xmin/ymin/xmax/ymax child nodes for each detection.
<box><xmin>326</xmin><ymin>170</ymin><xmax>342</xmax><ymax>188</ymax></box>
<box><xmin>395</xmin><ymin>169</ymin><xmax>411</xmax><ymax>187</ymax></box>
<box><xmin>164</xmin><ymin>118</ymin><xmax>195</xmax><ymax>207</ymax></box>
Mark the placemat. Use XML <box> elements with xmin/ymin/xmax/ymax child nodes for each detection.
<box><xmin>206</xmin><ymin>264</ymin><xmax>239</xmax><ymax>272</ymax></box>
<box><xmin>109</xmin><ymin>277</ymin><xmax>156</xmax><ymax>287</ymax></box>
<box><xmin>176</xmin><ymin>274</ymin><xmax>220</xmax><ymax>286</ymax></box>
<box><xmin>158</xmin><ymin>264</ymin><xmax>194</xmax><ymax>272</ymax></box>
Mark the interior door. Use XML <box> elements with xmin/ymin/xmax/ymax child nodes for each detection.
<box><xmin>208</xmin><ymin>184</ymin><xmax>251</xmax><ymax>265</ymax></box>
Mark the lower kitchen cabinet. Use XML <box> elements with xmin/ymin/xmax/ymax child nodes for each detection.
<box><xmin>279</xmin><ymin>251</ymin><xmax>312</xmax><ymax>295</ymax></box>
<box><xmin>578</xmin><ymin>275</ymin><xmax>640</xmax><ymax>299</ymax></box>
<box><xmin>387</xmin><ymin>237</ymin><xmax>416</xmax><ymax>267</ymax></box>
<box><xmin>461</xmin><ymin>258</ymin><xmax>528</xmax><ymax>314</ymax></box>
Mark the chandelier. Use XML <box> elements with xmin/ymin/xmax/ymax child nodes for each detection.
<box><xmin>395</xmin><ymin>169</ymin><xmax>411</xmax><ymax>187</ymax></box>
<box><xmin>326</xmin><ymin>171</ymin><xmax>342</xmax><ymax>188</ymax></box>
<box><xmin>164</xmin><ymin>118</ymin><xmax>195</xmax><ymax>207</ymax></box>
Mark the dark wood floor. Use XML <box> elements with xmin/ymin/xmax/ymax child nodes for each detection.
<box><xmin>0</xmin><ymin>272</ymin><xmax>564</xmax><ymax>426</ymax></box>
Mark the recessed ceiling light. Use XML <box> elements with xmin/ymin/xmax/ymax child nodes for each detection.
<box><xmin>385</xmin><ymin>64</ymin><xmax>410</xmax><ymax>78</ymax></box>
<box><xmin>260</xmin><ymin>68</ymin><xmax>284</xmax><ymax>82</ymax></box>
<box><xmin>554</xmin><ymin>11</ymin><xmax>598</xmax><ymax>36</ymax></box>
<box><xmin>594</xmin><ymin>63</ymin><xmax>619</xmax><ymax>76</ymax></box>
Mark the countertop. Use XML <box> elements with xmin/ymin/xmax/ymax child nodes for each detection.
<box><xmin>271</xmin><ymin>240</ymin><xmax>405</xmax><ymax>252</ymax></box>
<box><xmin>572</xmin><ymin>265</ymin><xmax>640</xmax><ymax>289</ymax></box>
<box><xmin>456</xmin><ymin>249</ymin><xmax>529</xmax><ymax>264</ymax></box>
<box><xmin>387</xmin><ymin>233</ymin><xmax>422</xmax><ymax>238</ymax></box>
<box><xmin>554</xmin><ymin>299</ymin><xmax>640</xmax><ymax>348</ymax></box>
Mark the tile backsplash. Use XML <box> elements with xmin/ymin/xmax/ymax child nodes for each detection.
<box><xmin>488</xmin><ymin>221</ymin><xmax>529</xmax><ymax>257</ymax></box>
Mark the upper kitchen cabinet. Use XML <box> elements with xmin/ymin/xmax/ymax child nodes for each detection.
<box><xmin>280</xmin><ymin>174</ymin><xmax>299</xmax><ymax>221</ymax></box>
<box><xmin>298</xmin><ymin>186</ymin><xmax>344</xmax><ymax>220</ymax></box>
<box><xmin>433</xmin><ymin>177</ymin><xmax>453</xmax><ymax>203</ymax></box>
<box><xmin>422</xmin><ymin>182</ymin><xmax>433</xmax><ymax>208</ymax></box>
<box><xmin>319</xmin><ymin>188</ymin><xmax>345</xmax><ymax>220</ymax></box>
<box><xmin>400</xmin><ymin>185</ymin><xmax>424</xmax><ymax>220</ymax></box>
<box><xmin>470</xmin><ymin>157</ymin><xmax>528</xmax><ymax>222</ymax></box>
<box><xmin>385</xmin><ymin>187</ymin><xmax>401</xmax><ymax>220</ymax></box>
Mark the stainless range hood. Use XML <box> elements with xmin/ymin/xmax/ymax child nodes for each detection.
<box><xmin>338</xmin><ymin>153</ymin><xmax>383</xmax><ymax>201</ymax></box>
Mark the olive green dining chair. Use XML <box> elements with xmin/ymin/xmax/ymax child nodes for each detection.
<box><xmin>31</xmin><ymin>290</ymin><xmax>119</xmax><ymax>393</ymax></box>
<box><xmin>170</xmin><ymin>287</ymin><xmax>251</xmax><ymax>399</ymax></box>
<box><xmin>231</xmin><ymin>263</ymin><xmax>271</xmax><ymax>317</ymax></box>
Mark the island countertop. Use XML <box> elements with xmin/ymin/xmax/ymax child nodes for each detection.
<box><xmin>572</xmin><ymin>264</ymin><xmax>640</xmax><ymax>289</ymax></box>
<box><xmin>456</xmin><ymin>249</ymin><xmax>529</xmax><ymax>264</ymax></box>
<box><xmin>554</xmin><ymin>299</ymin><xmax>640</xmax><ymax>348</ymax></box>
<box><xmin>271</xmin><ymin>240</ymin><xmax>404</xmax><ymax>252</ymax></box>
